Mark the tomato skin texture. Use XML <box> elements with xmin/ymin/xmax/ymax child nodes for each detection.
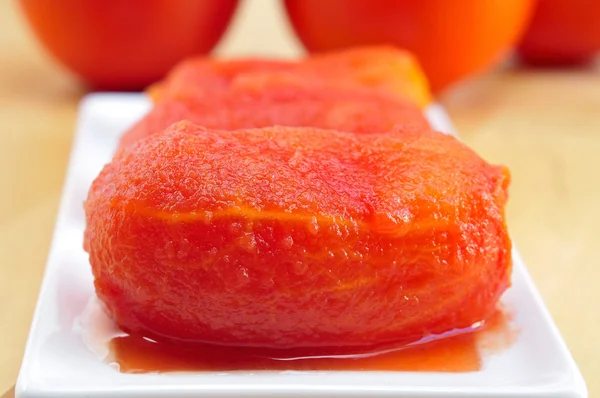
<box><xmin>85</xmin><ymin>121</ymin><xmax>511</xmax><ymax>349</ymax></box>
<box><xmin>150</xmin><ymin>46</ymin><xmax>432</xmax><ymax>107</ymax></box>
<box><xmin>120</xmin><ymin>82</ymin><xmax>429</xmax><ymax>149</ymax></box>
<box><xmin>19</xmin><ymin>0</ymin><xmax>238</xmax><ymax>90</ymax></box>
<box><xmin>120</xmin><ymin>47</ymin><xmax>432</xmax><ymax>148</ymax></box>
<box><xmin>284</xmin><ymin>0</ymin><xmax>536</xmax><ymax>92</ymax></box>
<box><xmin>517</xmin><ymin>0</ymin><xmax>600</xmax><ymax>65</ymax></box>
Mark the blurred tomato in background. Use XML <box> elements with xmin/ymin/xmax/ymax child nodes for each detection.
<box><xmin>517</xmin><ymin>0</ymin><xmax>600</xmax><ymax>66</ymax></box>
<box><xmin>284</xmin><ymin>0</ymin><xmax>536</xmax><ymax>92</ymax></box>
<box><xmin>19</xmin><ymin>0</ymin><xmax>238</xmax><ymax>90</ymax></box>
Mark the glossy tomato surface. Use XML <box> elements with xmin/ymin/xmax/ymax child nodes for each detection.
<box><xmin>284</xmin><ymin>0</ymin><xmax>536</xmax><ymax>91</ymax></box>
<box><xmin>85</xmin><ymin>121</ymin><xmax>511</xmax><ymax>349</ymax></box>
<box><xmin>19</xmin><ymin>0</ymin><xmax>238</xmax><ymax>90</ymax></box>
<box><xmin>517</xmin><ymin>0</ymin><xmax>600</xmax><ymax>65</ymax></box>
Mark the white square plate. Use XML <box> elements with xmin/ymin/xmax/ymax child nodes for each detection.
<box><xmin>16</xmin><ymin>93</ymin><xmax>587</xmax><ymax>398</ymax></box>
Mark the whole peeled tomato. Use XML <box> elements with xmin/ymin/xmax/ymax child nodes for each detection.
<box><xmin>517</xmin><ymin>0</ymin><xmax>600</xmax><ymax>65</ymax></box>
<box><xmin>19</xmin><ymin>0</ymin><xmax>239</xmax><ymax>90</ymax></box>
<box><xmin>284</xmin><ymin>0</ymin><xmax>536</xmax><ymax>92</ymax></box>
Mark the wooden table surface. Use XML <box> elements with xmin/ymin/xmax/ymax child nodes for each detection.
<box><xmin>1</xmin><ymin>1</ymin><xmax>598</xmax><ymax>397</ymax></box>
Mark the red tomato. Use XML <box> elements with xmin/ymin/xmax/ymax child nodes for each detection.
<box><xmin>284</xmin><ymin>0</ymin><xmax>536</xmax><ymax>92</ymax></box>
<box><xmin>517</xmin><ymin>0</ymin><xmax>600</xmax><ymax>65</ymax></box>
<box><xmin>19</xmin><ymin>0</ymin><xmax>239</xmax><ymax>90</ymax></box>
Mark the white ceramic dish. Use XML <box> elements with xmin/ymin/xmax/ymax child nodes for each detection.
<box><xmin>16</xmin><ymin>93</ymin><xmax>587</xmax><ymax>398</ymax></box>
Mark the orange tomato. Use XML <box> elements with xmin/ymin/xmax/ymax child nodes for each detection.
<box><xmin>19</xmin><ymin>0</ymin><xmax>238</xmax><ymax>90</ymax></box>
<box><xmin>517</xmin><ymin>0</ymin><xmax>600</xmax><ymax>65</ymax></box>
<box><xmin>284</xmin><ymin>0</ymin><xmax>536</xmax><ymax>92</ymax></box>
